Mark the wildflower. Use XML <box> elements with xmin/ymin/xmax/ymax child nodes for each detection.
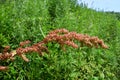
<box><xmin>0</xmin><ymin>28</ymin><xmax>108</xmax><ymax>70</ymax></box>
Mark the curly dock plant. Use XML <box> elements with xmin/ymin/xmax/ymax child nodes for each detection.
<box><xmin>0</xmin><ymin>29</ymin><xmax>108</xmax><ymax>71</ymax></box>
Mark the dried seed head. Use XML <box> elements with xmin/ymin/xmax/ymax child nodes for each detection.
<box><xmin>20</xmin><ymin>40</ymin><xmax>31</xmax><ymax>47</ymax></box>
<box><xmin>0</xmin><ymin>28</ymin><xmax>108</xmax><ymax>70</ymax></box>
<box><xmin>0</xmin><ymin>66</ymin><xmax>8</xmax><ymax>71</ymax></box>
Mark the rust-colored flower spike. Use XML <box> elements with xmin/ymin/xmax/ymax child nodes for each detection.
<box><xmin>42</xmin><ymin>29</ymin><xmax>108</xmax><ymax>49</ymax></box>
<box><xmin>20</xmin><ymin>40</ymin><xmax>31</xmax><ymax>47</ymax></box>
<box><xmin>48</xmin><ymin>28</ymin><xmax>69</xmax><ymax>35</ymax></box>
<box><xmin>0</xmin><ymin>66</ymin><xmax>8</xmax><ymax>71</ymax></box>
<box><xmin>0</xmin><ymin>28</ymin><xmax>108</xmax><ymax>71</ymax></box>
<box><xmin>0</xmin><ymin>53</ymin><xmax>12</xmax><ymax>60</ymax></box>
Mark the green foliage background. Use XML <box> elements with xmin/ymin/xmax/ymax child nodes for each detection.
<box><xmin>0</xmin><ymin>0</ymin><xmax>120</xmax><ymax>80</ymax></box>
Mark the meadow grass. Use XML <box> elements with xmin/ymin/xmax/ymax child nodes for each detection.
<box><xmin>0</xmin><ymin>0</ymin><xmax>120</xmax><ymax>80</ymax></box>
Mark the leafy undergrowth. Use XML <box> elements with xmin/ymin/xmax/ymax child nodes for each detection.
<box><xmin>0</xmin><ymin>46</ymin><xmax>117</xmax><ymax>80</ymax></box>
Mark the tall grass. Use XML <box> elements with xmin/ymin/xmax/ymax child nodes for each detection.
<box><xmin>0</xmin><ymin>0</ymin><xmax>120</xmax><ymax>79</ymax></box>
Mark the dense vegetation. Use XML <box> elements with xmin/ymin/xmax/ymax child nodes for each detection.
<box><xmin>0</xmin><ymin>0</ymin><xmax>120</xmax><ymax>79</ymax></box>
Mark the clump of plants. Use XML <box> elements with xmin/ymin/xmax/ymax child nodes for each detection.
<box><xmin>0</xmin><ymin>28</ymin><xmax>108</xmax><ymax>71</ymax></box>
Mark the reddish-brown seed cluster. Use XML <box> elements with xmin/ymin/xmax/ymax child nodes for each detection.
<box><xmin>0</xmin><ymin>53</ymin><xmax>12</xmax><ymax>60</ymax></box>
<box><xmin>16</xmin><ymin>41</ymin><xmax>49</xmax><ymax>61</ymax></box>
<box><xmin>0</xmin><ymin>28</ymin><xmax>108</xmax><ymax>71</ymax></box>
<box><xmin>0</xmin><ymin>66</ymin><xmax>8</xmax><ymax>71</ymax></box>
<box><xmin>0</xmin><ymin>46</ymin><xmax>13</xmax><ymax>61</ymax></box>
<box><xmin>19</xmin><ymin>40</ymin><xmax>31</xmax><ymax>47</ymax></box>
<box><xmin>42</xmin><ymin>29</ymin><xmax>108</xmax><ymax>49</ymax></box>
